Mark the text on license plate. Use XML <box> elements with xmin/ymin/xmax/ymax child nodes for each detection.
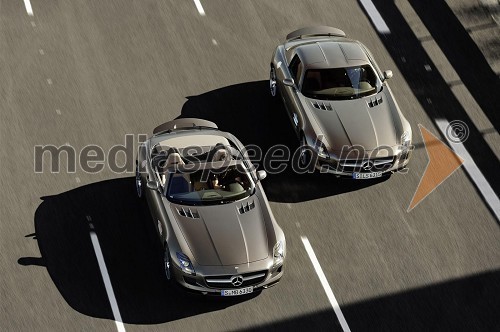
<box><xmin>352</xmin><ymin>172</ymin><xmax>382</xmax><ymax>179</ymax></box>
<box><xmin>221</xmin><ymin>287</ymin><xmax>253</xmax><ymax>296</ymax></box>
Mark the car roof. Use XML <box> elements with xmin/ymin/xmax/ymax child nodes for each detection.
<box><xmin>294</xmin><ymin>40</ymin><xmax>370</xmax><ymax>70</ymax></box>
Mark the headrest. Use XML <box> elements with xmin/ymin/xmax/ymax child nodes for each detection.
<box><xmin>212</xmin><ymin>149</ymin><xmax>231</xmax><ymax>162</ymax></box>
<box><xmin>166</xmin><ymin>153</ymin><xmax>185</xmax><ymax>168</ymax></box>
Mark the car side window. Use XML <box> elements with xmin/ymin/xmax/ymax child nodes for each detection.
<box><xmin>289</xmin><ymin>55</ymin><xmax>303</xmax><ymax>85</ymax></box>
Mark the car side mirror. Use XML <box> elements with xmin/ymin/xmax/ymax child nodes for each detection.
<box><xmin>383</xmin><ymin>70</ymin><xmax>393</xmax><ymax>80</ymax></box>
<box><xmin>283</xmin><ymin>78</ymin><xmax>295</xmax><ymax>87</ymax></box>
<box><xmin>257</xmin><ymin>170</ymin><xmax>267</xmax><ymax>181</ymax></box>
<box><xmin>147</xmin><ymin>181</ymin><xmax>160</xmax><ymax>191</ymax></box>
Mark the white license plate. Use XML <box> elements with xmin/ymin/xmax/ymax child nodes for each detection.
<box><xmin>352</xmin><ymin>172</ymin><xmax>382</xmax><ymax>179</ymax></box>
<box><xmin>221</xmin><ymin>286</ymin><xmax>253</xmax><ymax>296</ymax></box>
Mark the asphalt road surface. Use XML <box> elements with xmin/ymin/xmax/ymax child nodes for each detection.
<box><xmin>1</xmin><ymin>0</ymin><xmax>499</xmax><ymax>331</ymax></box>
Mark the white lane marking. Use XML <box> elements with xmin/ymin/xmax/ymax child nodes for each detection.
<box><xmin>211</xmin><ymin>39</ymin><xmax>218</xmax><ymax>45</ymax></box>
<box><xmin>360</xmin><ymin>0</ymin><xmax>390</xmax><ymax>34</ymax></box>
<box><xmin>24</xmin><ymin>0</ymin><xmax>34</xmax><ymax>16</ymax></box>
<box><xmin>90</xmin><ymin>229</ymin><xmax>126</xmax><ymax>332</ymax></box>
<box><xmin>39</xmin><ymin>49</ymin><xmax>44</xmax><ymax>55</ymax></box>
<box><xmin>424</xmin><ymin>64</ymin><xmax>432</xmax><ymax>71</ymax></box>
<box><xmin>47</xmin><ymin>78</ymin><xmax>53</xmax><ymax>85</ymax></box>
<box><xmin>435</xmin><ymin>119</ymin><xmax>500</xmax><ymax>222</ymax></box>
<box><xmin>30</xmin><ymin>21</ymin><xmax>36</xmax><ymax>27</ymax></box>
<box><xmin>193</xmin><ymin>0</ymin><xmax>206</xmax><ymax>16</ymax></box>
<box><xmin>56</xmin><ymin>109</ymin><xmax>61</xmax><ymax>115</ymax></box>
<box><xmin>301</xmin><ymin>236</ymin><xmax>351</xmax><ymax>332</ymax></box>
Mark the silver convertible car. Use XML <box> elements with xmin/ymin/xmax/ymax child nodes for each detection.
<box><xmin>270</xmin><ymin>26</ymin><xmax>412</xmax><ymax>179</ymax></box>
<box><xmin>135</xmin><ymin>118</ymin><xmax>285</xmax><ymax>296</ymax></box>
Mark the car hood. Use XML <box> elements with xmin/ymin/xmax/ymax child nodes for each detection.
<box><xmin>307</xmin><ymin>91</ymin><xmax>399</xmax><ymax>153</ymax></box>
<box><xmin>172</xmin><ymin>198</ymin><xmax>269</xmax><ymax>266</ymax></box>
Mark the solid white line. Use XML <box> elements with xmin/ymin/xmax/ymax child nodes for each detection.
<box><xmin>193</xmin><ymin>0</ymin><xmax>206</xmax><ymax>16</ymax></box>
<box><xmin>360</xmin><ymin>0</ymin><xmax>390</xmax><ymax>34</ymax></box>
<box><xmin>24</xmin><ymin>0</ymin><xmax>34</xmax><ymax>16</ymax></box>
<box><xmin>90</xmin><ymin>231</ymin><xmax>126</xmax><ymax>332</ymax></box>
<box><xmin>301</xmin><ymin>236</ymin><xmax>351</xmax><ymax>332</ymax></box>
<box><xmin>435</xmin><ymin>119</ymin><xmax>500</xmax><ymax>222</ymax></box>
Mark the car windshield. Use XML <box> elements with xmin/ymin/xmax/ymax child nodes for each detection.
<box><xmin>165</xmin><ymin>163</ymin><xmax>254</xmax><ymax>206</ymax></box>
<box><xmin>301</xmin><ymin>65</ymin><xmax>378</xmax><ymax>100</ymax></box>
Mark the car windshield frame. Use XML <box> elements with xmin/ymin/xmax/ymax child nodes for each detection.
<box><xmin>164</xmin><ymin>161</ymin><xmax>256</xmax><ymax>206</ymax></box>
<box><xmin>301</xmin><ymin>65</ymin><xmax>379</xmax><ymax>100</ymax></box>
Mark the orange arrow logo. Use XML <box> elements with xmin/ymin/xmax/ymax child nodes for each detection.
<box><xmin>408</xmin><ymin>124</ymin><xmax>464</xmax><ymax>211</ymax></box>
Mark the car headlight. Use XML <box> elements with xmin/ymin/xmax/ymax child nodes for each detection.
<box><xmin>401</xmin><ymin>131</ymin><xmax>411</xmax><ymax>148</ymax></box>
<box><xmin>273</xmin><ymin>241</ymin><xmax>285</xmax><ymax>267</ymax></box>
<box><xmin>176</xmin><ymin>252</ymin><xmax>195</xmax><ymax>275</ymax></box>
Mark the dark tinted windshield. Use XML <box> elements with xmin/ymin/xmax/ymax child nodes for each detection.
<box><xmin>166</xmin><ymin>165</ymin><xmax>253</xmax><ymax>206</ymax></box>
<box><xmin>302</xmin><ymin>65</ymin><xmax>378</xmax><ymax>100</ymax></box>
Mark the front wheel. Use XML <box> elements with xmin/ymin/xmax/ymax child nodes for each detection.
<box><xmin>299</xmin><ymin>136</ymin><xmax>312</xmax><ymax>168</ymax></box>
<box><xmin>270</xmin><ymin>66</ymin><xmax>278</xmax><ymax>97</ymax></box>
<box><xmin>135</xmin><ymin>164</ymin><xmax>144</xmax><ymax>198</ymax></box>
<box><xmin>164</xmin><ymin>246</ymin><xmax>173</xmax><ymax>281</ymax></box>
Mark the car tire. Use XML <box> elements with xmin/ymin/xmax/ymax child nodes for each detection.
<box><xmin>164</xmin><ymin>245</ymin><xmax>174</xmax><ymax>282</ymax></box>
<box><xmin>270</xmin><ymin>65</ymin><xmax>278</xmax><ymax>97</ymax></box>
<box><xmin>135</xmin><ymin>163</ymin><xmax>144</xmax><ymax>199</ymax></box>
<box><xmin>299</xmin><ymin>135</ymin><xmax>312</xmax><ymax>168</ymax></box>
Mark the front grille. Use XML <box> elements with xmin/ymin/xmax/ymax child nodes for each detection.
<box><xmin>205</xmin><ymin>270</ymin><xmax>267</xmax><ymax>289</ymax></box>
<box><xmin>339</xmin><ymin>157</ymin><xmax>394</xmax><ymax>173</ymax></box>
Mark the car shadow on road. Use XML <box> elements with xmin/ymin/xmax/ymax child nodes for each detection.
<box><xmin>242</xmin><ymin>270</ymin><xmax>500</xmax><ymax>331</ymax></box>
<box><xmin>20</xmin><ymin>177</ymin><xmax>256</xmax><ymax>325</ymax></box>
<box><xmin>179</xmin><ymin>80</ymin><xmax>389</xmax><ymax>203</ymax></box>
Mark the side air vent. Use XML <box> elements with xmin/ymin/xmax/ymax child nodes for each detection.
<box><xmin>367</xmin><ymin>97</ymin><xmax>383</xmax><ymax>108</ymax></box>
<box><xmin>311</xmin><ymin>101</ymin><xmax>333</xmax><ymax>111</ymax></box>
<box><xmin>177</xmin><ymin>207</ymin><xmax>200</xmax><ymax>219</ymax></box>
<box><xmin>238</xmin><ymin>201</ymin><xmax>256</xmax><ymax>214</ymax></box>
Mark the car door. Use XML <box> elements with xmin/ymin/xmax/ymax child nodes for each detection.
<box><xmin>145</xmin><ymin>165</ymin><xmax>168</xmax><ymax>244</ymax></box>
<box><xmin>282</xmin><ymin>54</ymin><xmax>305</xmax><ymax>136</ymax></box>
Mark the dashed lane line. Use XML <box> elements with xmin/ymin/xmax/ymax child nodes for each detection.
<box><xmin>301</xmin><ymin>236</ymin><xmax>351</xmax><ymax>332</ymax></box>
<box><xmin>88</xmin><ymin>218</ymin><xmax>126</xmax><ymax>332</ymax></box>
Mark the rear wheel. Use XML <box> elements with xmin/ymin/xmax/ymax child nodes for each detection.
<box><xmin>270</xmin><ymin>66</ymin><xmax>277</xmax><ymax>97</ymax></box>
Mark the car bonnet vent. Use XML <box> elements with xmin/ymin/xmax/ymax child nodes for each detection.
<box><xmin>311</xmin><ymin>101</ymin><xmax>333</xmax><ymax>111</ymax></box>
<box><xmin>367</xmin><ymin>96</ymin><xmax>383</xmax><ymax>108</ymax></box>
<box><xmin>238</xmin><ymin>201</ymin><xmax>256</xmax><ymax>214</ymax></box>
<box><xmin>177</xmin><ymin>207</ymin><xmax>200</xmax><ymax>219</ymax></box>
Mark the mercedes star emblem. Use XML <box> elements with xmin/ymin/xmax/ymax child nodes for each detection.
<box><xmin>231</xmin><ymin>275</ymin><xmax>244</xmax><ymax>287</ymax></box>
<box><xmin>362</xmin><ymin>160</ymin><xmax>374</xmax><ymax>171</ymax></box>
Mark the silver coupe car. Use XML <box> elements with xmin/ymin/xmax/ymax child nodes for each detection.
<box><xmin>135</xmin><ymin>118</ymin><xmax>285</xmax><ymax>296</ymax></box>
<box><xmin>270</xmin><ymin>26</ymin><xmax>412</xmax><ymax>179</ymax></box>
